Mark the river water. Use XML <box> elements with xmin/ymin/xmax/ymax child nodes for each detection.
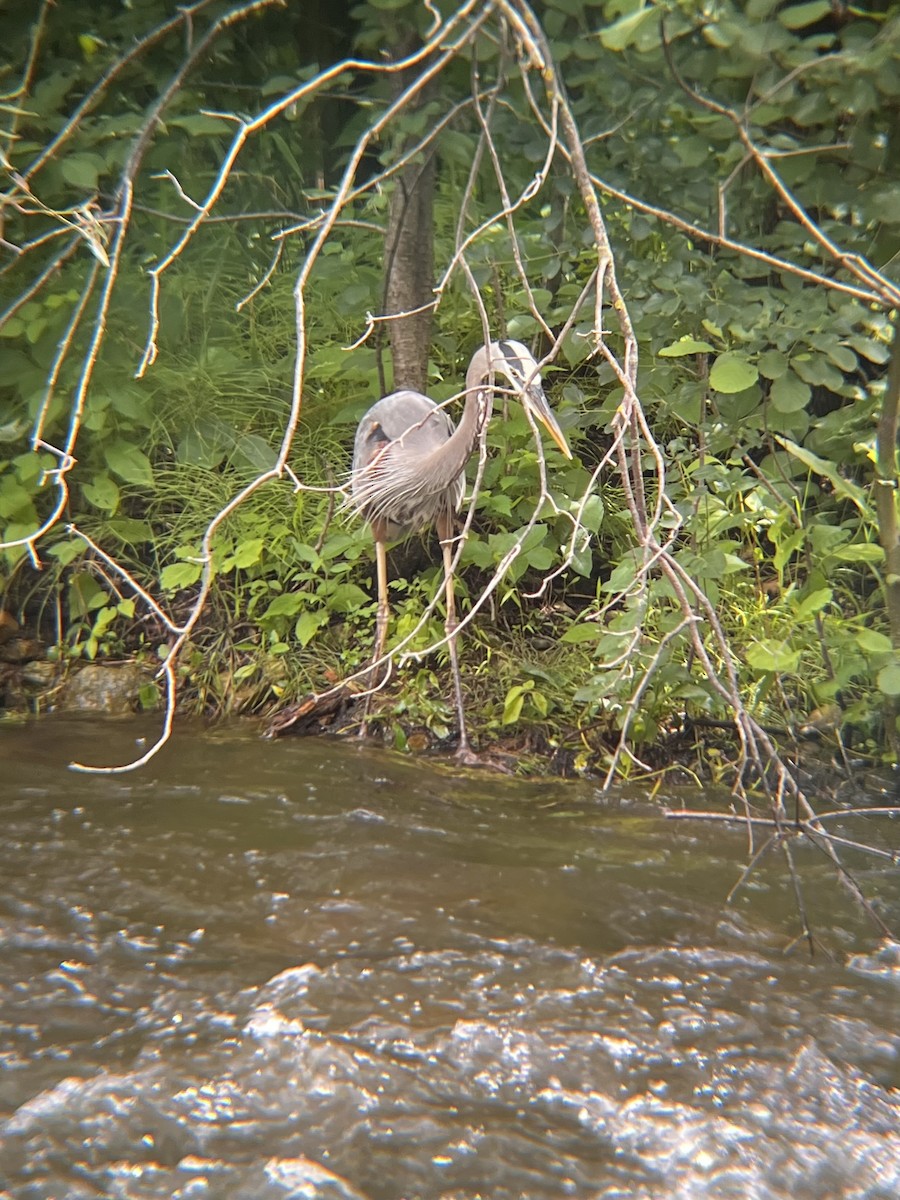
<box><xmin>0</xmin><ymin>717</ymin><xmax>898</xmax><ymax>1199</ymax></box>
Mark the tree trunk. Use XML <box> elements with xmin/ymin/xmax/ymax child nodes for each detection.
<box><xmin>383</xmin><ymin>42</ymin><xmax>436</xmax><ymax>393</ymax></box>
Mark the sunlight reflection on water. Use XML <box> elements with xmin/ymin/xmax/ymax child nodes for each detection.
<box><xmin>0</xmin><ymin>718</ymin><xmax>898</xmax><ymax>1199</ymax></box>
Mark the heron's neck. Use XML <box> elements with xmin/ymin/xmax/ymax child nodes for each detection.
<box><xmin>458</xmin><ymin>360</ymin><xmax>494</xmax><ymax>451</ymax></box>
<box><xmin>422</xmin><ymin>363</ymin><xmax>493</xmax><ymax>492</ymax></box>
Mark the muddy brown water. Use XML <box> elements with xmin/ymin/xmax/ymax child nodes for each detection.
<box><xmin>0</xmin><ymin>717</ymin><xmax>898</xmax><ymax>1199</ymax></box>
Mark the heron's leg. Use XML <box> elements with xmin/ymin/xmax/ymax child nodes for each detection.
<box><xmin>359</xmin><ymin>537</ymin><xmax>390</xmax><ymax>737</ymax></box>
<box><xmin>438</xmin><ymin>516</ymin><xmax>472</xmax><ymax>757</ymax></box>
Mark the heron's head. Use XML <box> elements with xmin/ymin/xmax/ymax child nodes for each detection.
<box><xmin>471</xmin><ymin>340</ymin><xmax>572</xmax><ymax>459</ymax></box>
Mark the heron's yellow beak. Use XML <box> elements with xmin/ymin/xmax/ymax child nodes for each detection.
<box><xmin>526</xmin><ymin>384</ymin><xmax>573</xmax><ymax>459</ymax></box>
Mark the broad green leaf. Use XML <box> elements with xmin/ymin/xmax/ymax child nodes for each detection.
<box><xmin>160</xmin><ymin>561</ymin><xmax>202</xmax><ymax>591</ymax></box>
<box><xmin>769</xmin><ymin>371</ymin><xmax>811</xmax><ymax>413</ymax></box>
<box><xmin>855</xmin><ymin>628</ymin><xmax>892</xmax><ymax>655</ymax></box>
<box><xmin>328</xmin><ymin>583</ymin><xmax>371</xmax><ymax>612</ymax></box>
<box><xmin>82</xmin><ymin>473</ymin><xmax>120</xmax><ymax>513</ymax></box>
<box><xmin>578</xmin><ymin>494</ymin><xmax>604</xmax><ymax>534</ymax></box>
<box><xmin>0</xmin><ymin>317</ymin><xmax>25</xmax><ymax>340</ymax></box>
<box><xmin>775</xmin><ymin>437</ymin><xmax>869</xmax><ymax>515</ymax></box>
<box><xmin>773</xmin><ymin>527</ymin><xmax>806</xmax><ymax>574</ymax></box>
<box><xmin>104</xmin><ymin>441</ymin><xmax>154</xmax><ymax>487</ymax></box>
<box><xmin>778</xmin><ymin>0</ymin><xmax>831</xmax><ymax>28</ymax></box>
<box><xmin>502</xmin><ymin>682</ymin><xmax>531</xmax><ymax>724</ymax></box>
<box><xmin>877</xmin><ymin>662</ymin><xmax>900</xmax><ymax>696</ymax></box>
<box><xmin>561</xmin><ymin>622</ymin><xmax>604</xmax><ymax>644</ymax></box>
<box><xmin>293</xmin><ymin>543</ymin><xmax>324</xmax><ymax>569</ymax></box>
<box><xmin>60</xmin><ymin>153</ymin><xmax>104</xmax><ymax>190</ymax></box>
<box><xmin>571</xmin><ymin>540</ymin><xmax>593</xmax><ymax>578</ymax></box>
<box><xmin>825</xmin><ymin>344</ymin><xmax>858</xmax><ymax>373</ymax></box>
<box><xmin>599</xmin><ymin>6</ymin><xmax>656</xmax><ymax>51</ymax></box>
<box><xmin>263</xmin><ymin>592</ymin><xmax>306</xmax><ymax>619</ymax></box>
<box><xmin>865</xmin><ymin>186</ymin><xmax>900</xmax><ymax>226</ymax></box>
<box><xmin>230</xmin><ymin>434</ymin><xmax>277</xmax><ymax>472</ymax></box>
<box><xmin>106</xmin><ymin>518</ymin><xmax>155</xmax><ymax>544</ymax></box>
<box><xmin>757</xmin><ymin>350</ymin><xmax>789</xmax><ymax>380</ymax></box>
<box><xmin>658</xmin><ymin>336</ymin><xmax>715</xmax><ymax>357</ymax></box>
<box><xmin>68</xmin><ymin>572</ymin><xmax>107</xmax><ymax>616</ymax></box>
<box><xmin>462</xmin><ymin>539</ymin><xmax>493</xmax><ymax>570</ymax></box>
<box><xmin>832</xmin><ymin>543</ymin><xmax>884</xmax><ymax>564</ymax></box>
<box><xmin>47</xmin><ymin>540</ymin><xmax>84</xmax><ymax>566</ymax></box>
<box><xmin>525</xmin><ymin>546</ymin><xmax>554</xmax><ymax>571</ymax></box>
<box><xmin>746</xmin><ymin>640</ymin><xmax>801</xmax><ymax>673</ymax></box>
<box><xmin>848</xmin><ymin>335</ymin><xmax>890</xmax><ymax>364</ymax></box>
<box><xmin>168</xmin><ymin>115</ymin><xmax>233</xmax><ymax>136</ymax></box>
<box><xmin>295</xmin><ymin>609</ymin><xmax>329</xmax><ymax>646</ymax></box>
<box><xmin>709</xmin><ymin>353</ymin><xmax>759</xmax><ymax>394</ymax></box>
<box><xmin>231</xmin><ymin>538</ymin><xmax>265</xmax><ymax>569</ymax></box>
<box><xmin>792</xmin><ymin>354</ymin><xmax>844</xmax><ymax>391</ymax></box>
<box><xmin>177</xmin><ymin>423</ymin><xmax>230</xmax><ymax>469</ymax></box>
<box><xmin>0</xmin><ymin>479</ymin><xmax>36</xmax><ymax>519</ymax></box>
<box><xmin>795</xmin><ymin>587</ymin><xmax>832</xmax><ymax>620</ymax></box>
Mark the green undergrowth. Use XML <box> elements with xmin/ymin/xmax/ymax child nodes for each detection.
<box><xmin>2</xmin><ymin>0</ymin><xmax>899</xmax><ymax>775</ymax></box>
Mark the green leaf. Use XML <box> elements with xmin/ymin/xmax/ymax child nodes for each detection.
<box><xmin>848</xmin><ymin>335</ymin><xmax>890</xmax><ymax>365</ymax></box>
<box><xmin>855</xmin><ymin>628</ymin><xmax>892</xmax><ymax>655</ymax></box>
<box><xmin>658</xmin><ymin>336</ymin><xmax>715</xmax><ymax>357</ymax></box>
<box><xmin>47</xmin><ymin>540</ymin><xmax>84</xmax><ymax>566</ymax></box>
<box><xmin>709</xmin><ymin>352</ymin><xmax>759</xmax><ymax>394</ymax></box>
<box><xmin>757</xmin><ymin>350</ymin><xmax>789</xmax><ymax>380</ymax></box>
<box><xmin>263</xmin><ymin>592</ymin><xmax>307</xmax><ymax>619</ymax></box>
<box><xmin>106</xmin><ymin>519</ymin><xmax>155</xmax><ymax>544</ymax></box>
<box><xmin>561</xmin><ymin>622</ymin><xmax>604</xmax><ymax>644</ymax></box>
<box><xmin>328</xmin><ymin>583</ymin><xmax>371</xmax><ymax>612</ymax></box>
<box><xmin>78</xmin><ymin>33</ymin><xmax>104</xmax><ymax>58</ymax></box>
<box><xmin>778</xmin><ymin>0</ymin><xmax>831</xmax><ymax>28</ymax></box>
<box><xmin>825</xmin><ymin>344</ymin><xmax>858</xmax><ymax>373</ymax></box>
<box><xmin>832</xmin><ymin>542</ymin><xmax>884</xmax><ymax>564</ymax></box>
<box><xmin>746</xmin><ymin>640</ymin><xmax>802</xmax><ymax>673</ymax></box>
<box><xmin>525</xmin><ymin>546</ymin><xmax>554</xmax><ymax>571</ymax></box>
<box><xmin>81</xmin><ymin>473</ymin><xmax>120</xmax><ymax>513</ymax></box>
<box><xmin>599</xmin><ymin>6</ymin><xmax>656</xmax><ymax>51</ymax></box>
<box><xmin>104</xmin><ymin>441</ymin><xmax>154</xmax><ymax>487</ymax></box>
<box><xmin>795</xmin><ymin>587</ymin><xmax>832</xmax><ymax>620</ymax></box>
<box><xmin>68</xmin><ymin>572</ymin><xmax>108</xmax><ymax>617</ymax></box>
<box><xmin>230</xmin><ymin>434</ymin><xmax>278</xmax><ymax>472</ymax></box>
<box><xmin>774</xmin><ymin>437</ymin><xmax>869</xmax><ymax>516</ymax></box>
<box><xmin>231</xmin><ymin>538</ymin><xmax>265</xmax><ymax>569</ymax></box>
<box><xmin>168</xmin><ymin>114</ymin><xmax>233</xmax><ymax>136</ymax></box>
<box><xmin>60</xmin><ymin>153</ymin><xmax>104</xmax><ymax>190</ymax></box>
<box><xmin>160</xmin><ymin>561</ymin><xmax>202</xmax><ymax>591</ymax></box>
<box><xmin>773</xmin><ymin>527</ymin><xmax>806</xmax><ymax>573</ymax></box>
<box><xmin>502</xmin><ymin>682</ymin><xmax>531</xmax><ymax>724</ymax></box>
<box><xmin>877</xmin><ymin>662</ymin><xmax>900</xmax><ymax>696</ymax></box>
<box><xmin>578</xmin><ymin>494</ymin><xmax>604</xmax><ymax>534</ymax></box>
<box><xmin>792</xmin><ymin>354</ymin><xmax>844</xmax><ymax>391</ymax></box>
<box><xmin>295</xmin><ymin>609</ymin><xmax>329</xmax><ymax>647</ymax></box>
<box><xmin>769</xmin><ymin>371</ymin><xmax>811</xmax><ymax>413</ymax></box>
<box><xmin>176</xmin><ymin>423</ymin><xmax>230</xmax><ymax>470</ymax></box>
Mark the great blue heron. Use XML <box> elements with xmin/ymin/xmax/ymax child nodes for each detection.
<box><xmin>351</xmin><ymin>339</ymin><xmax>572</xmax><ymax>757</ymax></box>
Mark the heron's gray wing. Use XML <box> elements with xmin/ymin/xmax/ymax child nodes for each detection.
<box><xmin>351</xmin><ymin>391</ymin><xmax>460</xmax><ymax>537</ymax></box>
<box><xmin>353</xmin><ymin>390</ymin><xmax>454</xmax><ymax>469</ymax></box>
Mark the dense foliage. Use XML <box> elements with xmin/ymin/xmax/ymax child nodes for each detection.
<box><xmin>2</xmin><ymin>0</ymin><xmax>899</xmax><ymax>776</ymax></box>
